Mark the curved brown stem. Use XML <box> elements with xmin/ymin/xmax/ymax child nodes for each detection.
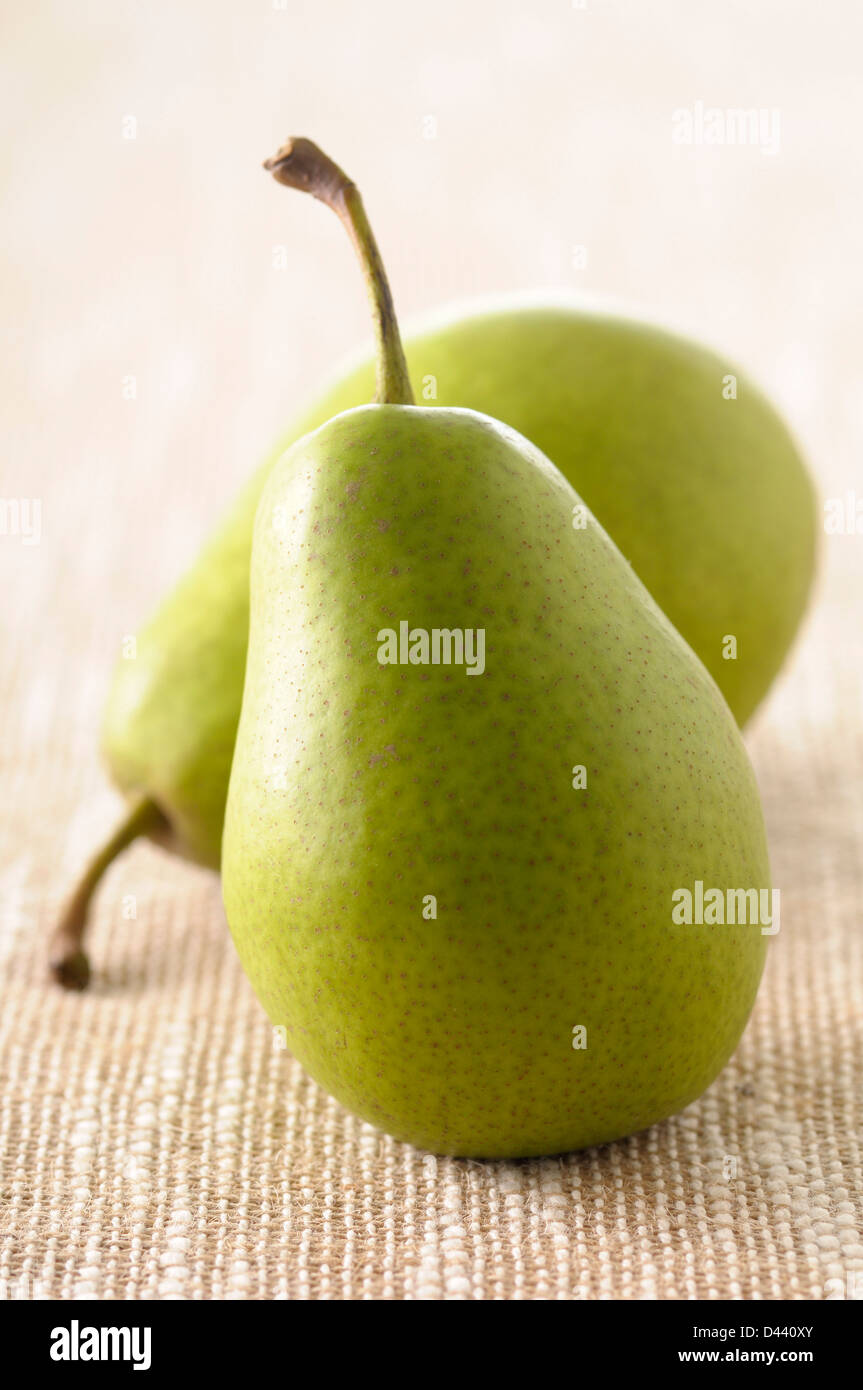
<box><xmin>50</xmin><ymin>798</ymin><xmax>167</xmax><ymax>989</ymax></box>
<box><xmin>263</xmin><ymin>137</ymin><xmax>414</xmax><ymax>408</ymax></box>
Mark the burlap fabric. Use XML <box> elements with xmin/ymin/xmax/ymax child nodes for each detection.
<box><xmin>2</xmin><ymin>0</ymin><xmax>861</xmax><ymax>1302</ymax></box>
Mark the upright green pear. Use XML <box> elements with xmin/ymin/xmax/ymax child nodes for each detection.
<box><xmin>222</xmin><ymin>140</ymin><xmax>772</xmax><ymax>1159</ymax></box>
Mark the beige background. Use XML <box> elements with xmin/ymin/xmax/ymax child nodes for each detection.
<box><xmin>1</xmin><ymin>0</ymin><xmax>861</xmax><ymax>1299</ymax></box>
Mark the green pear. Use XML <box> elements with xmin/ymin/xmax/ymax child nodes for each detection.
<box><xmin>222</xmin><ymin>140</ymin><xmax>772</xmax><ymax>1158</ymax></box>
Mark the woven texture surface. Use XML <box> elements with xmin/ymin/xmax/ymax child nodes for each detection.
<box><xmin>2</xmin><ymin>595</ymin><xmax>861</xmax><ymax>1300</ymax></box>
<box><xmin>2</xmin><ymin>1</ymin><xmax>861</xmax><ymax>1300</ymax></box>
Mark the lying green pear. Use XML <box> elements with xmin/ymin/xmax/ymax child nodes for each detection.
<box><xmin>222</xmin><ymin>139</ymin><xmax>772</xmax><ymax>1158</ymax></box>
<box><xmin>52</xmin><ymin>152</ymin><xmax>813</xmax><ymax>990</ymax></box>
<box><xmin>291</xmin><ymin>298</ymin><xmax>815</xmax><ymax>728</ymax></box>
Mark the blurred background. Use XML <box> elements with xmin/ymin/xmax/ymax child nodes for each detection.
<box><xmin>1</xmin><ymin>0</ymin><xmax>861</xmax><ymax>1300</ymax></box>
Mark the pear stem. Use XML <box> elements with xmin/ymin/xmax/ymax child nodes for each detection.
<box><xmin>263</xmin><ymin>138</ymin><xmax>414</xmax><ymax>408</ymax></box>
<box><xmin>50</xmin><ymin>797</ymin><xmax>166</xmax><ymax>990</ymax></box>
